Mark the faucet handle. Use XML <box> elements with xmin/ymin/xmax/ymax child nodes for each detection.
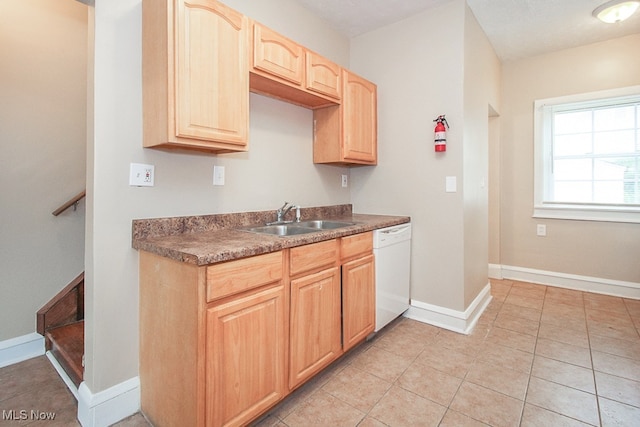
<box><xmin>278</xmin><ymin>201</ymin><xmax>290</xmax><ymax>212</ymax></box>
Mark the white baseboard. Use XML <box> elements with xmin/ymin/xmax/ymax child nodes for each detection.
<box><xmin>488</xmin><ymin>263</ymin><xmax>503</xmax><ymax>279</ymax></box>
<box><xmin>46</xmin><ymin>351</ymin><xmax>79</xmax><ymax>400</ymax></box>
<box><xmin>492</xmin><ymin>264</ymin><xmax>640</xmax><ymax>299</ymax></box>
<box><xmin>77</xmin><ymin>377</ymin><xmax>140</xmax><ymax>427</ymax></box>
<box><xmin>0</xmin><ymin>333</ymin><xmax>45</xmax><ymax>368</ymax></box>
<box><xmin>404</xmin><ymin>282</ymin><xmax>493</xmax><ymax>334</ymax></box>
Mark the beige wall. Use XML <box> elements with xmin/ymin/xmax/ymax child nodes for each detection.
<box><xmin>0</xmin><ymin>0</ymin><xmax>87</xmax><ymax>341</ymax></box>
<box><xmin>350</xmin><ymin>0</ymin><xmax>466</xmax><ymax>310</ymax></box>
<box><xmin>85</xmin><ymin>0</ymin><xmax>351</xmax><ymax>393</ymax></box>
<box><xmin>350</xmin><ymin>0</ymin><xmax>500</xmax><ymax>312</ymax></box>
<box><xmin>499</xmin><ymin>34</ymin><xmax>640</xmax><ymax>283</ymax></box>
<box><xmin>462</xmin><ymin>4</ymin><xmax>501</xmax><ymax>307</ymax></box>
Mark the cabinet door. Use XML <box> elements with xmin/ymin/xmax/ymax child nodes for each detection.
<box><xmin>289</xmin><ymin>267</ymin><xmax>341</xmax><ymax>389</ymax></box>
<box><xmin>306</xmin><ymin>52</ymin><xmax>341</xmax><ymax>100</ymax></box>
<box><xmin>252</xmin><ymin>23</ymin><xmax>304</xmax><ymax>86</ymax></box>
<box><xmin>342</xmin><ymin>254</ymin><xmax>375</xmax><ymax>351</ymax></box>
<box><xmin>206</xmin><ymin>284</ymin><xmax>286</xmax><ymax>427</ymax></box>
<box><xmin>175</xmin><ymin>0</ymin><xmax>248</xmax><ymax>146</ymax></box>
<box><xmin>342</xmin><ymin>70</ymin><xmax>377</xmax><ymax>164</ymax></box>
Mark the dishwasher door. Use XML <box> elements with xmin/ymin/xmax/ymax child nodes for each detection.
<box><xmin>373</xmin><ymin>223</ymin><xmax>411</xmax><ymax>332</ymax></box>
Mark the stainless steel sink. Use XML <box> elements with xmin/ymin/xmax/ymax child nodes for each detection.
<box><xmin>295</xmin><ymin>220</ymin><xmax>356</xmax><ymax>230</ymax></box>
<box><xmin>240</xmin><ymin>219</ymin><xmax>356</xmax><ymax>236</ymax></box>
<box><xmin>242</xmin><ymin>224</ymin><xmax>318</xmax><ymax>236</ymax></box>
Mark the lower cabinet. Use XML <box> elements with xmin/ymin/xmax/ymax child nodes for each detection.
<box><xmin>289</xmin><ymin>267</ymin><xmax>341</xmax><ymax>389</ymax></box>
<box><xmin>206</xmin><ymin>283</ymin><xmax>286</xmax><ymax>426</ymax></box>
<box><xmin>139</xmin><ymin>231</ymin><xmax>375</xmax><ymax>427</ymax></box>
<box><xmin>342</xmin><ymin>253</ymin><xmax>375</xmax><ymax>351</ymax></box>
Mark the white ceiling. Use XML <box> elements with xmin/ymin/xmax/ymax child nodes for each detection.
<box><xmin>294</xmin><ymin>0</ymin><xmax>640</xmax><ymax>61</ymax></box>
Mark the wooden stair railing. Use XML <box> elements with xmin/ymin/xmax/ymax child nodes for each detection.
<box><xmin>37</xmin><ymin>272</ymin><xmax>85</xmax><ymax>387</ymax></box>
<box><xmin>52</xmin><ymin>190</ymin><xmax>86</xmax><ymax>216</ymax></box>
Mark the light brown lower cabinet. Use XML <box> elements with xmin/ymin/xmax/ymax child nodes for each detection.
<box><xmin>289</xmin><ymin>267</ymin><xmax>341</xmax><ymax>389</ymax></box>
<box><xmin>341</xmin><ymin>232</ymin><xmax>376</xmax><ymax>352</ymax></box>
<box><xmin>206</xmin><ymin>284</ymin><xmax>287</xmax><ymax>426</ymax></box>
<box><xmin>139</xmin><ymin>232</ymin><xmax>375</xmax><ymax>427</ymax></box>
<box><xmin>342</xmin><ymin>254</ymin><xmax>375</xmax><ymax>351</ymax></box>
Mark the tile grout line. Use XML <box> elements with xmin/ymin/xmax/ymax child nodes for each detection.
<box><xmin>516</xmin><ymin>282</ymin><xmax>544</xmax><ymax>427</ymax></box>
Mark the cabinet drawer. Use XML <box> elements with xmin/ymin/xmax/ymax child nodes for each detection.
<box><xmin>341</xmin><ymin>232</ymin><xmax>373</xmax><ymax>260</ymax></box>
<box><xmin>206</xmin><ymin>251</ymin><xmax>283</xmax><ymax>302</ymax></box>
<box><xmin>289</xmin><ymin>240</ymin><xmax>338</xmax><ymax>277</ymax></box>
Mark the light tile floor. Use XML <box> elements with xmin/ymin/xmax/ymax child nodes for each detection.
<box><xmin>1</xmin><ymin>279</ymin><xmax>639</xmax><ymax>426</ymax></box>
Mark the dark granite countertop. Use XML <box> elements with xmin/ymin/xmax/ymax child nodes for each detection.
<box><xmin>132</xmin><ymin>205</ymin><xmax>410</xmax><ymax>266</ymax></box>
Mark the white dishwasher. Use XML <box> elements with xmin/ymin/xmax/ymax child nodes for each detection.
<box><xmin>373</xmin><ymin>223</ymin><xmax>411</xmax><ymax>332</ymax></box>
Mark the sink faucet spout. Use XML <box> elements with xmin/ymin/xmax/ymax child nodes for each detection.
<box><xmin>273</xmin><ymin>201</ymin><xmax>300</xmax><ymax>224</ymax></box>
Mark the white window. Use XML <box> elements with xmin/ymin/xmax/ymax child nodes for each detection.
<box><xmin>534</xmin><ymin>86</ymin><xmax>640</xmax><ymax>223</ymax></box>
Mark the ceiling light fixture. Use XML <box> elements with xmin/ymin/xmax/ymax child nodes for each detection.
<box><xmin>593</xmin><ymin>0</ymin><xmax>640</xmax><ymax>23</ymax></box>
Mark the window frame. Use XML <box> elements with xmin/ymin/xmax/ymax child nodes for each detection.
<box><xmin>533</xmin><ymin>85</ymin><xmax>640</xmax><ymax>224</ymax></box>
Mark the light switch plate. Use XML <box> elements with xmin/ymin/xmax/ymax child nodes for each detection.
<box><xmin>445</xmin><ymin>176</ymin><xmax>457</xmax><ymax>193</ymax></box>
<box><xmin>129</xmin><ymin>163</ymin><xmax>154</xmax><ymax>187</ymax></box>
<box><xmin>213</xmin><ymin>165</ymin><xmax>225</xmax><ymax>186</ymax></box>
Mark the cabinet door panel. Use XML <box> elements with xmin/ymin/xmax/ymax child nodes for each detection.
<box><xmin>289</xmin><ymin>267</ymin><xmax>341</xmax><ymax>389</ymax></box>
<box><xmin>176</xmin><ymin>0</ymin><xmax>248</xmax><ymax>145</ymax></box>
<box><xmin>306</xmin><ymin>52</ymin><xmax>341</xmax><ymax>100</ymax></box>
<box><xmin>342</xmin><ymin>254</ymin><xmax>375</xmax><ymax>351</ymax></box>
<box><xmin>253</xmin><ymin>23</ymin><xmax>304</xmax><ymax>85</ymax></box>
<box><xmin>207</xmin><ymin>284</ymin><xmax>286</xmax><ymax>426</ymax></box>
<box><xmin>342</xmin><ymin>71</ymin><xmax>377</xmax><ymax>163</ymax></box>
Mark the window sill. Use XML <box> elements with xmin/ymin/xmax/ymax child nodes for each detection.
<box><xmin>533</xmin><ymin>204</ymin><xmax>640</xmax><ymax>224</ymax></box>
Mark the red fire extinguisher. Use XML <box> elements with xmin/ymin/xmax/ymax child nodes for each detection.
<box><xmin>434</xmin><ymin>115</ymin><xmax>449</xmax><ymax>152</ymax></box>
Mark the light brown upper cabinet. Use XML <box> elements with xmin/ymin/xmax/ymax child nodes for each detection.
<box><xmin>314</xmin><ymin>70</ymin><xmax>378</xmax><ymax>165</ymax></box>
<box><xmin>250</xmin><ymin>22</ymin><xmax>341</xmax><ymax>109</ymax></box>
<box><xmin>252</xmin><ymin>23</ymin><xmax>305</xmax><ymax>86</ymax></box>
<box><xmin>306</xmin><ymin>52</ymin><xmax>342</xmax><ymax>100</ymax></box>
<box><xmin>142</xmin><ymin>0</ymin><xmax>249</xmax><ymax>152</ymax></box>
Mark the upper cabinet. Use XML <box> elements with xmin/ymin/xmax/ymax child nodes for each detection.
<box><xmin>252</xmin><ymin>23</ymin><xmax>305</xmax><ymax>86</ymax></box>
<box><xmin>306</xmin><ymin>52</ymin><xmax>342</xmax><ymax>100</ymax></box>
<box><xmin>313</xmin><ymin>70</ymin><xmax>378</xmax><ymax>165</ymax></box>
<box><xmin>142</xmin><ymin>0</ymin><xmax>249</xmax><ymax>152</ymax></box>
<box><xmin>141</xmin><ymin>0</ymin><xmax>377</xmax><ymax>165</ymax></box>
<box><xmin>250</xmin><ymin>22</ymin><xmax>341</xmax><ymax>109</ymax></box>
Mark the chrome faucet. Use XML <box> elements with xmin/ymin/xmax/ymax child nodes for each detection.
<box><xmin>273</xmin><ymin>201</ymin><xmax>300</xmax><ymax>224</ymax></box>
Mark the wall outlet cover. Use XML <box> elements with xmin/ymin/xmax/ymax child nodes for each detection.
<box><xmin>129</xmin><ymin>163</ymin><xmax>154</xmax><ymax>187</ymax></box>
<box><xmin>536</xmin><ymin>224</ymin><xmax>547</xmax><ymax>236</ymax></box>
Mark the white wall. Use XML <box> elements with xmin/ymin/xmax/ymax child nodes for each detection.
<box><xmin>86</xmin><ymin>0</ymin><xmax>351</xmax><ymax>393</ymax></box>
<box><xmin>0</xmin><ymin>0</ymin><xmax>87</xmax><ymax>341</ymax></box>
<box><xmin>500</xmin><ymin>34</ymin><xmax>640</xmax><ymax>285</ymax></box>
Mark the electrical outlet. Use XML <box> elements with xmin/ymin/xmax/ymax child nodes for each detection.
<box><xmin>129</xmin><ymin>163</ymin><xmax>154</xmax><ymax>187</ymax></box>
<box><xmin>536</xmin><ymin>224</ymin><xmax>547</xmax><ymax>236</ymax></box>
<box><xmin>341</xmin><ymin>174</ymin><xmax>348</xmax><ymax>188</ymax></box>
<box><xmin>213</xmin><ymin>165</ymin><xmax>225</xmax><ymax>186</ymax></box>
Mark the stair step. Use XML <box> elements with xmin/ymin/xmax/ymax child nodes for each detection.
<box><xmin>46</xmin><ymin>320</ymin><xmax>84</xmax><ymax>387</ymax></box>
